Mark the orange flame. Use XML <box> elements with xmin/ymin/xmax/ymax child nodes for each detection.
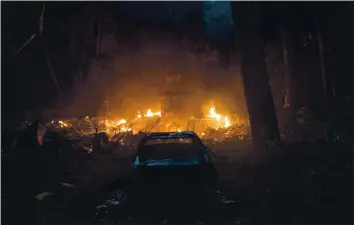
<box><xmin>206</xmin><ymin>106</ymin><xmax>231</xmax><ymax>129</ymax></box>
<box><xmin>145</xmin><ymin>109</ymin><xmax>161</xmax><ymax>118</ymax></box>
<box><xmin>117</xmin><ymin>119</ymin><xmax>127</xmax><ymax>126</ymax></box>
<box><xmin>208</xmin><ymin>107</ymin><xmax>221</xmax><ymax>121</ymax></box>
<box><xmin>137</xmin><ymin>110</ymin><xmax>142</xmax><ymax>119</ymax></box>
<box><xmin>224</xmin><ymin>116</ymin><xmax>230</xmax><ymax>128</ymax></box>
<box><xmin>58</xmin><ymin>120</ymin><xmax>69</xmax><ymax>128</ymax></box>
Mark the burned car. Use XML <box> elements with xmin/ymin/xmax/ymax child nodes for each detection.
<box><xmin>119</xmin><ymin>131</ymin><xmax>219</xmax><ymax>220</ymax></box>
<box><xmin>132</xmin><ymin>131</ymin><xmax>217</xmax><ymax>181</ymax></box>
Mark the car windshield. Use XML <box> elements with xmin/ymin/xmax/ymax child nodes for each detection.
<box><xmin>138</xmin><ymin>137</ymin><xmax>201</xmax><ymax>160</ymax></box>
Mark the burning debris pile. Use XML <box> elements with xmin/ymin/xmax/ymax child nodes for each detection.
<box><xmin>2</xmin><ymin>106</ymin><xmax>249</xmax><ymax>156</ymax></box>
<box><xmin>48</xmin><ymin>106</ymin><xmax>248</xmax><ymax>143</ymax></box>
<box><xmin>201</xmin><ymin>107</ymin><xmax>248</xmax><ymax>142</ymax></box>
<box><xmin>50</xmin><ymin>108</ymin><xmax>163</xmax><ymax>137</ymax></box>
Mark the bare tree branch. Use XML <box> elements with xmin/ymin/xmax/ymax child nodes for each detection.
<box><xmin>41</xmin><ymin>42</ymin><xmax>61</xmax><ymax>101</ymax></box>
<box><xmin>11</xmin><ymin>33</ymin><xmax>36</xmax><ymax>58</ymax></box>
<box><xmin>39</xmin><ymin>4</ymin><xmax>45</xmax><ymax>35</ymax></box>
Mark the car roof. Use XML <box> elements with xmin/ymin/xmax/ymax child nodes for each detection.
<box><xmin>145</xmin><ymin>131</ymin><xmax>200</xmax><ymax>140</ymax></box>
<box><xmin>135</xmin><ymin>132</ymin><xmax>206</xmax><ymax>160</ymax></box>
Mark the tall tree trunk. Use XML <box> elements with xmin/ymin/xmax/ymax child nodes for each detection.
<box><xmin>314</xmin><ymin>15</ymin><xmax>332</xmax><ymax>120</ymax></box>
<box><xmin>278</xmin><ymin>3</ymin><xmax>300</xmax><ymax>127</ymax></box>
<box><xmin>316</xmin><ymin>17</ymin><xmax>327</xmax><ymax>96</ymax></box>
<box><xmin>231</xmin><ymin>3</ymin><xmax>280</xmax><ymax>152</ymax></box>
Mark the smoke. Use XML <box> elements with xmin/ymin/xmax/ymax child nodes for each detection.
<box><xmin>66</xmin><ymin>23</ymin><xmax>248</xmax><ymax>119</ymax></box>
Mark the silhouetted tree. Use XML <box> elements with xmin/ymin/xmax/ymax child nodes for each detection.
<box><xmin>231</xmin><ymin>2</ymin><xmax>280</xmax><ymax>152</ymax></box>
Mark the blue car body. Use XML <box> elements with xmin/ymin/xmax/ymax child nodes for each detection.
<box><xmin>125</xmin><ymin>132</ymin><xmax>217</xmax><ymax>207</ymax></box>
<box><xmin>132</xmin><ymin>131</ymin><xmax>212</xmax><ymax>169</ymax></box>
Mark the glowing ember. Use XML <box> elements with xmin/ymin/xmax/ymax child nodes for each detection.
<box><xmin>154</xmin><ymin>111</ymin><xmax>162</xmax><ymax>117</ymax></box>
<box><xmin>121</xmin><ymin>126</ymin><xmax>132</xmax><ymax>132</ymax></box>
<box><xmin>117</xmin><ymin>119</ymin><xmax>127</xmax><ymax>126</ymax></box>
<box><xmin>224</xmin><ymin>116</ymin><xmax>230</xmax><ymax>128</ymax></box>
<box><xmin>145</xmin><ymin>109</ymin><xmax>161</xmax><ymax>118</ymax></box>
<box><xmin>146</xmin><ymin>109</ymin><xmax>154</xmax><ymax>117</ymax></box>
<box><xmin>58</xmin><ymin>120</ymin><xmax>69</xmax><ymax>128</ymax></box>
<box><xmin>137</xmin><ymin>110</ymin><xmax>142</xmax><ymax>119</ymax></box>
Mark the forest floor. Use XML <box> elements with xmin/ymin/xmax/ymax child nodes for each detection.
<box><xmin>2</xmin><ymin>134</ymin><xmax>352</xmax><ymax>225</ymax></box>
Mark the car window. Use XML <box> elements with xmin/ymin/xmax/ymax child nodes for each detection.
<box><xmin>144</xmin><ymin>138</ymin><xmax>193</xmax><ymax>145</ymax></box>
<box><xmin>139</xmin><ymin>137</ymin><xmax>201</xmax><ymax>160</ymax></box>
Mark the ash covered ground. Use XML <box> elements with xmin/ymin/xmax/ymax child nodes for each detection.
<box><xmin>2</xmin><ymin>118</ymin><xmax>352</xmax><ymax>225</ymax></box>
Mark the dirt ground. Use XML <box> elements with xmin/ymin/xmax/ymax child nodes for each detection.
<box><xmin>2</xmin><ymin>137</ymin><xmax>352</xmax><ymax>225</ymax></box>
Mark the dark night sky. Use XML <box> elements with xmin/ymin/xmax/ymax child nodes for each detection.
<box><xmin>2</xmin><ymin>2</ymin><xmax>233</xmax><ymax>47</ymax></box>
